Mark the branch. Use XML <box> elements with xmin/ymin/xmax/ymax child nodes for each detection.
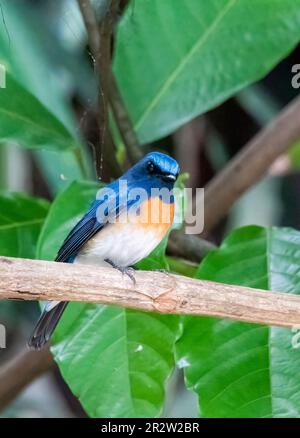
<box><xmin>168</xmin><ymin>229</ymin><xmax>216</xmax><ymax>263</ymax></box>
<box><xmin>77</xmin><ymin>0</ymin><xmax>100</xmax><ymax>55</ymax></box>
<box><xmin>78</xmin><ymin>0</ymin><xmax>142</xmax><ymax>170</ymax></box>
<box><xmin>0</xmin><ymin>347</ymin><xmax>53</xmax><ymax>411</ymax></box>
<box><xmin>78</xmin><ymin>0</ymin><xmax>121</xmax><ymax>178</ymax></box>
<box><xmin>2</xmin><ymin>256</ymin><xmax>300</xmax><ymax>327</ymax></box>
<box><xmin>99</xmin><ymin>0</ymin><xmax>142</xmax><ymax>164</ymax></box>
<box><xmin>108</xmin><ymin>75</ymin><xmax>142</xmax><ymax>163</ymax></box>
<box><xmin>202</xmin><ymin>95</ymin><xmax>300</xmax><ymax>236</ymax></box>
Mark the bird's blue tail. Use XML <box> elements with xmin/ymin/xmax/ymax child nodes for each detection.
<box><xmin>28</xmin><ymin>301</ymin><xmax>68</xmax><ymax>350</ymax></box>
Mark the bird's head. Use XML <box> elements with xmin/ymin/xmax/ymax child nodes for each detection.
<box><xmin>126</xmin><ymin>152</ymin><xmax>180</xmax><ymax>188</ymax></box>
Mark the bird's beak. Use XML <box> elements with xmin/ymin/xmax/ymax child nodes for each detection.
<box><xmin>162</xmin><ymin>173</ymin><xmax>176</xmax><ymax>183</ymax></box>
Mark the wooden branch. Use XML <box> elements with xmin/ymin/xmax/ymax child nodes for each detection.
<box><xmin>97</xmin><ymin>0</ymin><xmax>119</xmax><ymax>132</ymax></box>
<box><xmin>1</xmin><ymin>256</ymin><xmax>300</xmax><ymax>328</ymax></box>
<box><xmin>168</xmin><ymin>229</ymin><xmax>216</xmax><ymax>263</ymax></box>
<box><xmin>78</xmin><ymin>0</ymin><xmax>121</xmax><ymax>178</ymax></box>
<box><xmin>202</xmin><ymin>95</ymin><xmax>300</xmax><ymax>236</ymax></box>
<box><xmin>77</xmin><ymin>0</ymin><xmax>100</xmax><ymax>55</ymax></box>
<box><xmin>0</xmin><ymin>347</ymin><xmax>54</xmax><ymax>411</ymax></box>
<box><xmin>108</xmin><ymin>74</ymin><xmax>142</xmax><ymax>163</ymax></box>
<box><xmin>78</xmin><ymin>0</ymin><xmax>141</xmax><ymax>172</ymax></box>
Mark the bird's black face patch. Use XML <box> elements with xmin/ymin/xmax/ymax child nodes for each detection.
<box><xmin>146</xmin><ymin>160</ymin><xmax>160</xmax><ymax>175</ymax></box>
<box><xmin>145</xmin><ymin>159</ymin><xmax>178</xmax><ymax>183</ymax></box>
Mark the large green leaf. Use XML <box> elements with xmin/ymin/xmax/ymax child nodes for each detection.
<box><xmin>115</xmin><ymin>0</ymin><xmax>300</xmax><ymax>143</ymax></box>
<box><xmin>0</xmin><ymin>0</ymin><xmax>88</xmax><ymax>188</ymax></box>
<box><xmin>33</xmin><ymin>149</ymin><xmax>91</xmax><ymax>195</ymax></box>
<box><xmin>52</xmin><ymin>305</ymin><xmax>179</xmax><ymax>418</ymax></box>
<box><xmin>0</xmin><ymin>191</ymin><xmax>49</xmax><ymax>258</ymax></box>
<box><xmin>176</xmin><ymin>226</ymin><xmax>300</xmax><ymax>418</ymax></box>
<box><xmin>0</xmin><ymin>73</ymin><xmax>78</xmax><ymax>151</ymax></box>
<box><xmin>0</xmin><ymin>0</ymin><xmax>75</xmax><ymax>131</ymax></box>
<box><xmin>36</xmin><ymin>180</ymin><xmax>100</xmax><ymax>260</ymax></box>
<box><xmin>37</xmin><ymin>180</ymin><xmax>179</xmax><ymax>417</ymax></box>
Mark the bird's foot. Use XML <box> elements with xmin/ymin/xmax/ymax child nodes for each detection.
<box><xmin>105</xmin><ymin>259</ymin><xmax>136</xmax><ymax>285</ymax></box>
<box><xmin>153</xmin><ymin>268</ymin><xmax>171</xmax><ymax>278</ymax></box>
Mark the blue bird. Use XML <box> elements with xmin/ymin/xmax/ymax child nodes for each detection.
<box><xmin>28</xmin><ymin>152</ymin><xmax>180</xmax><ymax>349</ymax></box>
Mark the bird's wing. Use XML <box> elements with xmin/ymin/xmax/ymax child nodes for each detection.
<box><xmin>55</xmin><ymin>185</ymin><xmax>138</xmax><ymax>263</ymax></box>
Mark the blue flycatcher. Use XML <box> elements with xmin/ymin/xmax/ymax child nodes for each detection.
<box><xmin>28</xmin><ymin>152</ymin><xmax>179</xmax><ymax>349</ymax></box>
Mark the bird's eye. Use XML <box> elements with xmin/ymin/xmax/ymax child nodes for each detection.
<box><xmin>146</xmin><ymin>161</ymin><xmax>155</xmax><ymax>173</ymax></box>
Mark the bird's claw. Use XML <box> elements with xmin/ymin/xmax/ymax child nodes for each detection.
<box><xmin>154</xmin><ymin>268</ymin><xmax>171</xmax><ymax>277</ymax></box>
<box><xmin>105</xmin><ymin>259</ymin><xmax>136</xmax><ymax>285</ymax></box>
<box><xmin>121</xmin><ymin>266</ymin><xmax>136</xmax><ymax>285</ymax></box>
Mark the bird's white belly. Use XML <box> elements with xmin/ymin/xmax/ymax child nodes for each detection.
<box><xmin>74</xmin><ymin>222</ymin><xmax>164</xmax><ymax>268</ymax></box>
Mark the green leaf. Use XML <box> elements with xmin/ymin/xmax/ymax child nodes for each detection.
<box><xmin>0</xmin><ymin>191</ymin><xmax>49</xmax><ymax>258</ymax></box>
<box><xmin>52</xmin><ymin>306</ymin><xmax>179</xmax><ymax>417</ymax></box>
<box><xmin>36</xmin><ymin>180</ymin><xmax>100</xmax><ymax>261</ymax></box>
<box><xmin>37</xmin><ymin>180</ymin><xmax>179</xmax><ymax>417</ymax></box>
<box><xmin>0</xmin><ymin>73</ymin><xmax>78</xmax><ymax>151</ymax></box>
<box><xmin>33</xmin><ymin>149</ymin><xmax>91</xmax><ymax>195</ymax></box>
<box><xmin>136</xmin><ymin>236</ymin><xmax>169</xmax><ymax>271</ymax></box>
<box><xmin>115</xmin><ymin>0</ymin><xmax>300</xmax><ymax>143</ymax></box>
<box><xmin>0</xmin><ymin>1</ymin><xmax>89</xmax><ymax>188</ymax></box>
<box><xmin>0</xmin><ymin>0</ymin><xmax>76</xmax><ymax>131</ymax></box>
<box><xmin>166</xmin><ymin>256</ymin><xmax>197</xmax><ymax>277</ymax></box>
<box><xmin>176</xmin><ymin>226</ymin><xmax>300</xmax><ymax>418</ymax></box>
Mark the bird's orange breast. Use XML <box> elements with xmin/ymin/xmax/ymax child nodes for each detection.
<box><xmin>130</xmin><ymin>197</ymin><xmax>175</xmax><ymax>238</ymax></box>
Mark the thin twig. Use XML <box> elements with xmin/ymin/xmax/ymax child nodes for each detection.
<box><xmin>77</xmin><ymin>0</ymin><xmax>100</xmax><ymax>55</ymax></box>
<box><xmin>77</xmin><ymin>0</ymin><xmax>121</xmax><ymax>178</ymax></box>
<box><xmin>98</xmin><ymin>0</ymin><xmax>122</xmax><ymax>177</ymax></box>
<box><xmin>78</xmin><ymin>0</ymin><xmax>141</xmax><ymax>173</ymax></box>
<box><xmin>1</xmin><ymin>256</ymin><xmax>300</xmax><ymax>328</ymax></box>
<box><xmin>201</xmin><ymin>94</ymin><xmax>300</xmax><ymax>236</ymax></box>
<box><xmin>109</xmin><ymin>74</ymin><xmax>142</xmax><ymax>163</ymax></box>
<box><xmin>98</xmin><ymin>0</ymin><xmax>142</xmax><ymax>164</ymax></box>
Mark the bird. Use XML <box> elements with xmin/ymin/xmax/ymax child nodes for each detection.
<box><xmin>28</xmin><ymin>152</ymin><xmax>180</xmax><ymax>350</ymax></box>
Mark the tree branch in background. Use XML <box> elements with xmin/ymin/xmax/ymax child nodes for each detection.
<box><xmin>77</xmin><ymin>0</ymin><xmax>120</xmax><ymax>178</ymax></box>
<box><xmin>108</xmin><ymin>74</ymin><xmax>142</xmax><ymax>163</ymax></box>
<box><xmin>78</xmin><ymin>0</ymin><xmax>142</xmax><ymax>169</ymax></box>
<box><xmin>77</xmin><ymin>0</ymin><xmax>100</xmax><ymax>54</ymax></box>
<box><xmin>2</xmin><ymin>256</ymin><xmax>300</xmax><ymax>328</ymax></box>
<box><xmin>168</xmin><ymin>229</ymin><xmax>216</xmax><ymax>263</ymax></box>
<box><xmin>96</xmin><ymin>0</ymin><xmax>124</xmax><ymax>177</ymax></box>
<box><xmin>202</xmin><ymin>94</ymin><xmax>300</xmax><ymax>236</ymax></box>
<box><xmin>0</xmin><ymin>347</ymin><xmax>54</xmax><ymax>411</ymax></box>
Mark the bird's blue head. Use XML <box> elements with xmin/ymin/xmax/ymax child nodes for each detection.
<box><xmin>125</xmin><ymin>152</ymin><xmax>180</xmax><ymax>189</ymax></box>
